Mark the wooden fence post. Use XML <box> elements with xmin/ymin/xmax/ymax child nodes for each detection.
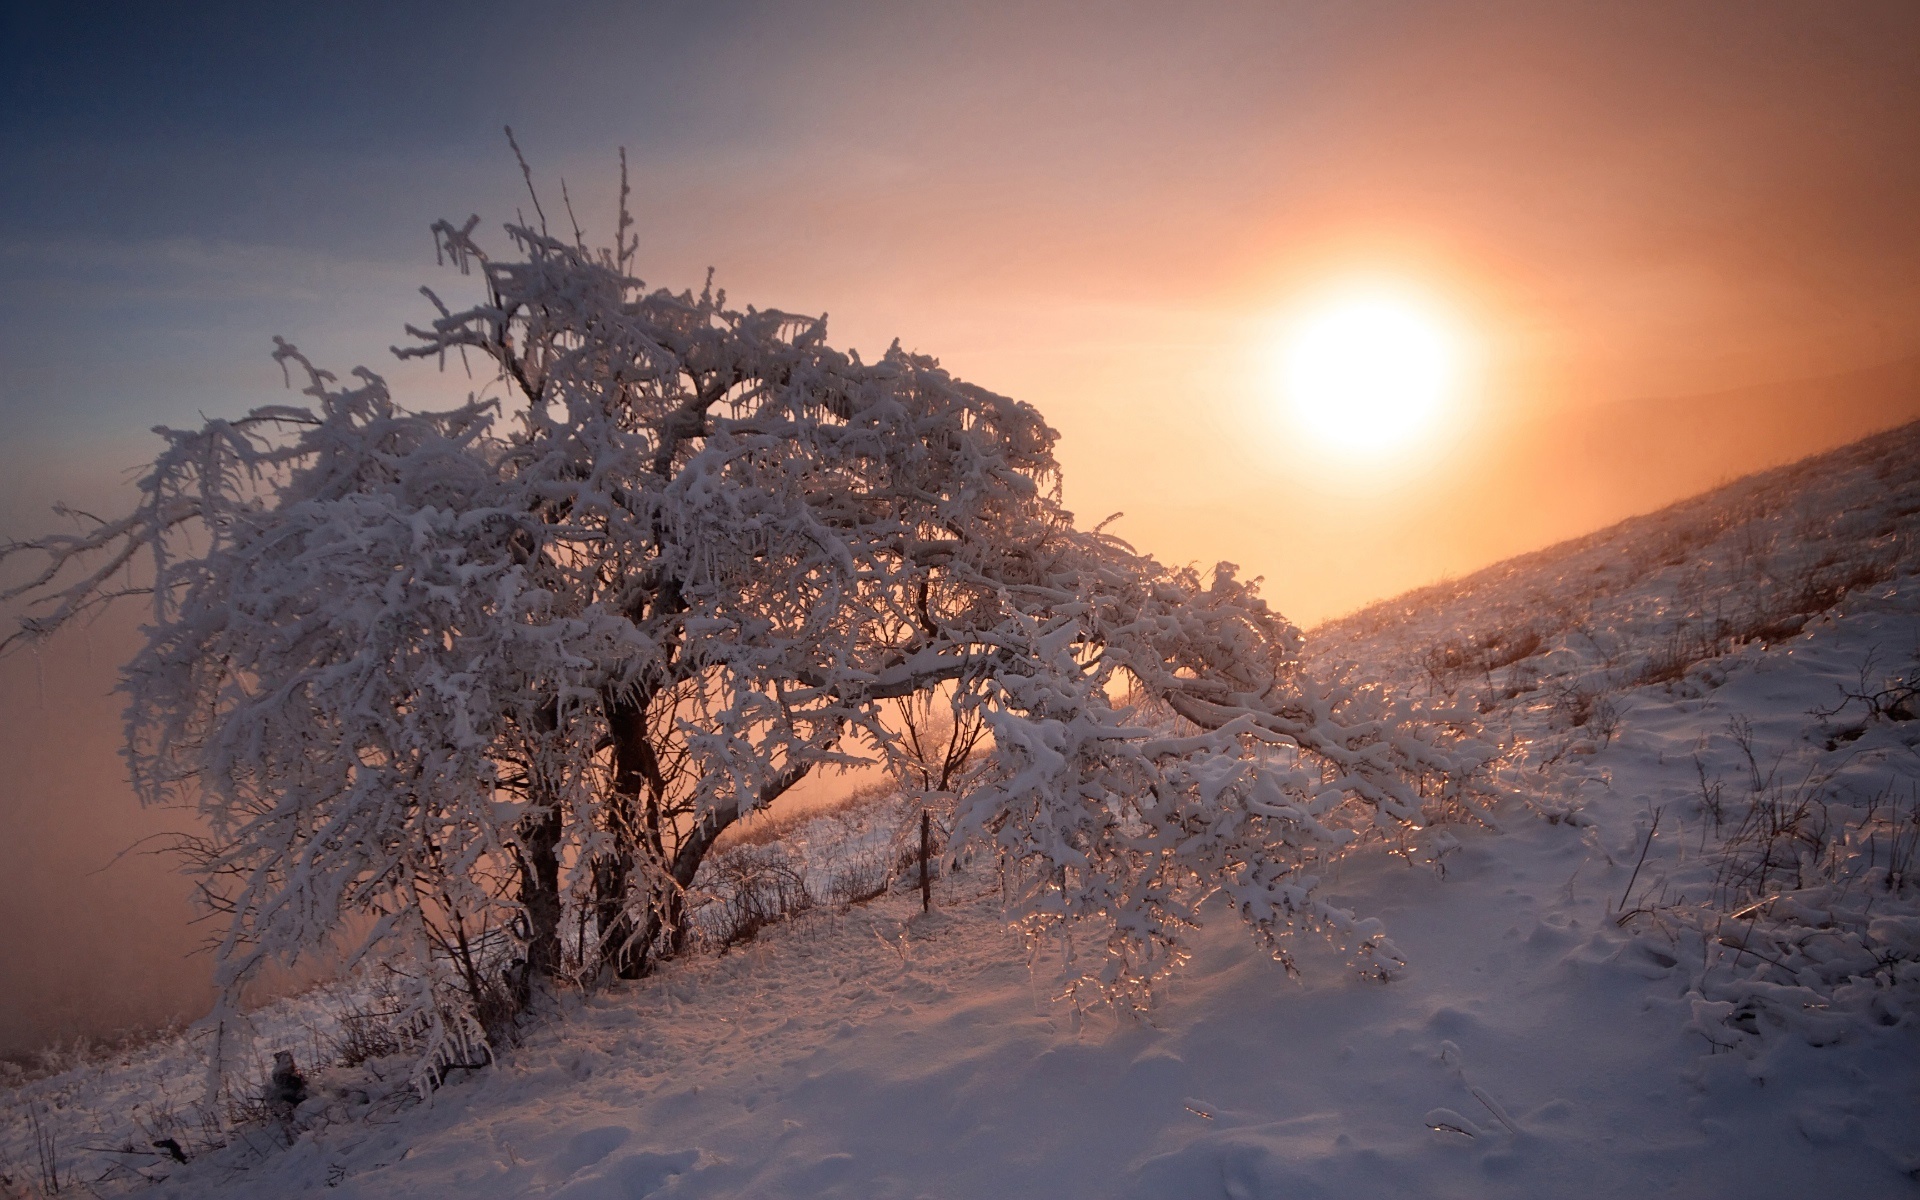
<box><xmin>920</xmin><ymin>809</ymin><xmax>931</xmax><ymax>913</ymax></box>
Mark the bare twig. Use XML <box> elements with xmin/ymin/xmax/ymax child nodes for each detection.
<box><xmin>1615</xmin><ymin>806</ymin><xmax>1663</xmax><ymax>920</ymax></box>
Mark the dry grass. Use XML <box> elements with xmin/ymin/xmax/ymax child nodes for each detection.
<box><xmin>712</xmin><ymin>778</ymin><xmax>899</xmax><ymax>852</ymax></box>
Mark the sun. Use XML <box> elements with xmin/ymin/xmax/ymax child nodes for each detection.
<box><xmin>1277</xmin><ymin>288</ymin><xmax>1462</xmax><ymax>456</ymax></box>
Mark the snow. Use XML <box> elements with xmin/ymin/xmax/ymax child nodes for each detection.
<box><xmin>6</xmin><ymin>423</ymin><xmax>1919</xmax><ymax>1197</ymax></box>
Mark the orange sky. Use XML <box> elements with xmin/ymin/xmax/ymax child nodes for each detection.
<box><xmin>5</xmin><ymin>0</ymin><xmax>1920</xmax><ymax>1054</ymax></box>
<box><xmin>8</xmin><ymin>4</ymin><xmax>1920</xmax><ymax>620</ymax></box>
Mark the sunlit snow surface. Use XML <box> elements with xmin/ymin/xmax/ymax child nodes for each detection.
<box><xmin>6</xmin><ymin>425</ymin><xmax>1919</xmax><ymax>1198</ymax></box>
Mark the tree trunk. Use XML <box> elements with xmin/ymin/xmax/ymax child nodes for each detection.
<box><xmin>601</xmin><ymin>692</ymin><xmax>660</xmax><ymax>980</ymax></box>
<box><xmin>920</xmin><ymin>808</ymin><xmax>931</xmax><ymax>913</ymax></box>
<box><xmin>516</xmin><ymin>703</ymin><xmax>566</xmax><ymax>990</ymax></box>
<box><xmin>660</xmin><ymin>760</ymin><xmax>817</xmax><ymax>956</ymax></box>
<box><xmin>601</xmin><ymin>667</ymin><xmax>826</xmax><ymax>977</ymax></box>
<box><xmin>593</xmin><ymin>854</ymin><xmax>648</xmax><ymax>979</ymax></box>
<box><xmin>516</xmin><ymin>802</ymin><xmax>563</xmax><ymax>980</ymax></box>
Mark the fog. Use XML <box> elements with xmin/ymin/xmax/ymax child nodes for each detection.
<box><xmin>4</xmin><ymin>0</ymin><xmax>1919</xmax><ymax>1056</ymax></box>
<box><xmin>0</xmin><ymin>610</ymin><xmax>206</xmax><ymax>1057</ymax></box>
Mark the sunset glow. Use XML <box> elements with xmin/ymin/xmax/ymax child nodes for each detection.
<box><xmin>5</xmin><ymin>8</ymin><xmax>1920</xmax><ymax>1158</ymax></box>
<box><xmin>1279</xmin><ymin>290</ymin><xmax>1462</xmax><ymax>455</ymax></box>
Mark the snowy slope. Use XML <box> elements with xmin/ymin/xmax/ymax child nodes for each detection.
<box><xmin>6</xmin><ymin>424</ymin><xmax>1919</xmax><ymax>1199</ymax></box>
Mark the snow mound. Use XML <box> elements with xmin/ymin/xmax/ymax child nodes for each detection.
<box><xmin>7</xmin><ymin>423</ymin><xmax>1920</xmax><ymax>1197</ymax></box>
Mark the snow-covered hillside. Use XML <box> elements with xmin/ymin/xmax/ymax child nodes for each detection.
<box><xmin>7</xmin><ymin>423</ymin><xmax>1919</xmax><ymax>1199</ymax></box>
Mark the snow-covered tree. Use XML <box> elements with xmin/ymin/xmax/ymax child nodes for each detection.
<box><xmin>2</xmin><ymin>169</ymin><xmax>1494</xmax><ymax>1080</ymax></box>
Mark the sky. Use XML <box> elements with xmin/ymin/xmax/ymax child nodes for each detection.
<box><xmin>2</xmin><ymin>0</ymin><xmax>1919</xmax><ymax>1055</ymax></box>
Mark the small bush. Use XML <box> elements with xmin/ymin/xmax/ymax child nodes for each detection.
<box><xmin>1419</xmin><ymin>623</ymin><xmax>1544</xmax><ymax>695</ymax></box>
<box><xmin>1630</xmin><ymin>622</ymin><xmax>1719</xmax><ymax>686</ymax></box>
<box><xmin>329</xmin><ymin>1001</ymin><xmax>412</xmax><ymax>1068</ymax></box>
<box><xmin>695</xmin><ymin>844</ymin><xmax>815</xmax><ymax>948</ymax></box>
<box><xmin>826</xmin><ymin>854</ymin><xmax>891</xmax><ymax>907</ymax></box>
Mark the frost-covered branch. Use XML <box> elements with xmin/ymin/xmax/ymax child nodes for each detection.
<box><xmin>5</xmin><ymin>184</ymin><xmax>1500</xmax><ymax>1082</ymax></box>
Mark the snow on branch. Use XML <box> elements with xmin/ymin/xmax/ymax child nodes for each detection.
<box><xmin>3</xmin><ymin>186</ymin><xmax>1499</xmax><ymax>1084</ymax></box>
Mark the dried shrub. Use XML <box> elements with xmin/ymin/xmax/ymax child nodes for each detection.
<box><xmin>1420</xmin><ymin>623</ymin><xmax>1545</xmax><ymax>695</ymax></box>
<box><xmin>329</xmin><ymin>1001</ymin><xmax>413</xmax><ymax>1069</ymax></box>
<box><xmin>695</xmin><ymin>844</ymin><xmax>815</xmax><ymax>949</ymax></box>
<box><xmin>826</xmin><ymin>854</ymin><xmax>892</xmax><ymax>907</ymax></box>
<box><xmin>1630</xmin><ymin>621</ymin><xmax>1720</xmax><ymax>686</ymax></box>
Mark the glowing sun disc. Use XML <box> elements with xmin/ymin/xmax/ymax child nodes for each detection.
<box><xmin>1280</xmin><ymin>291</ymin><xmax>1459</xmax><ymax>454</ymax></box>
